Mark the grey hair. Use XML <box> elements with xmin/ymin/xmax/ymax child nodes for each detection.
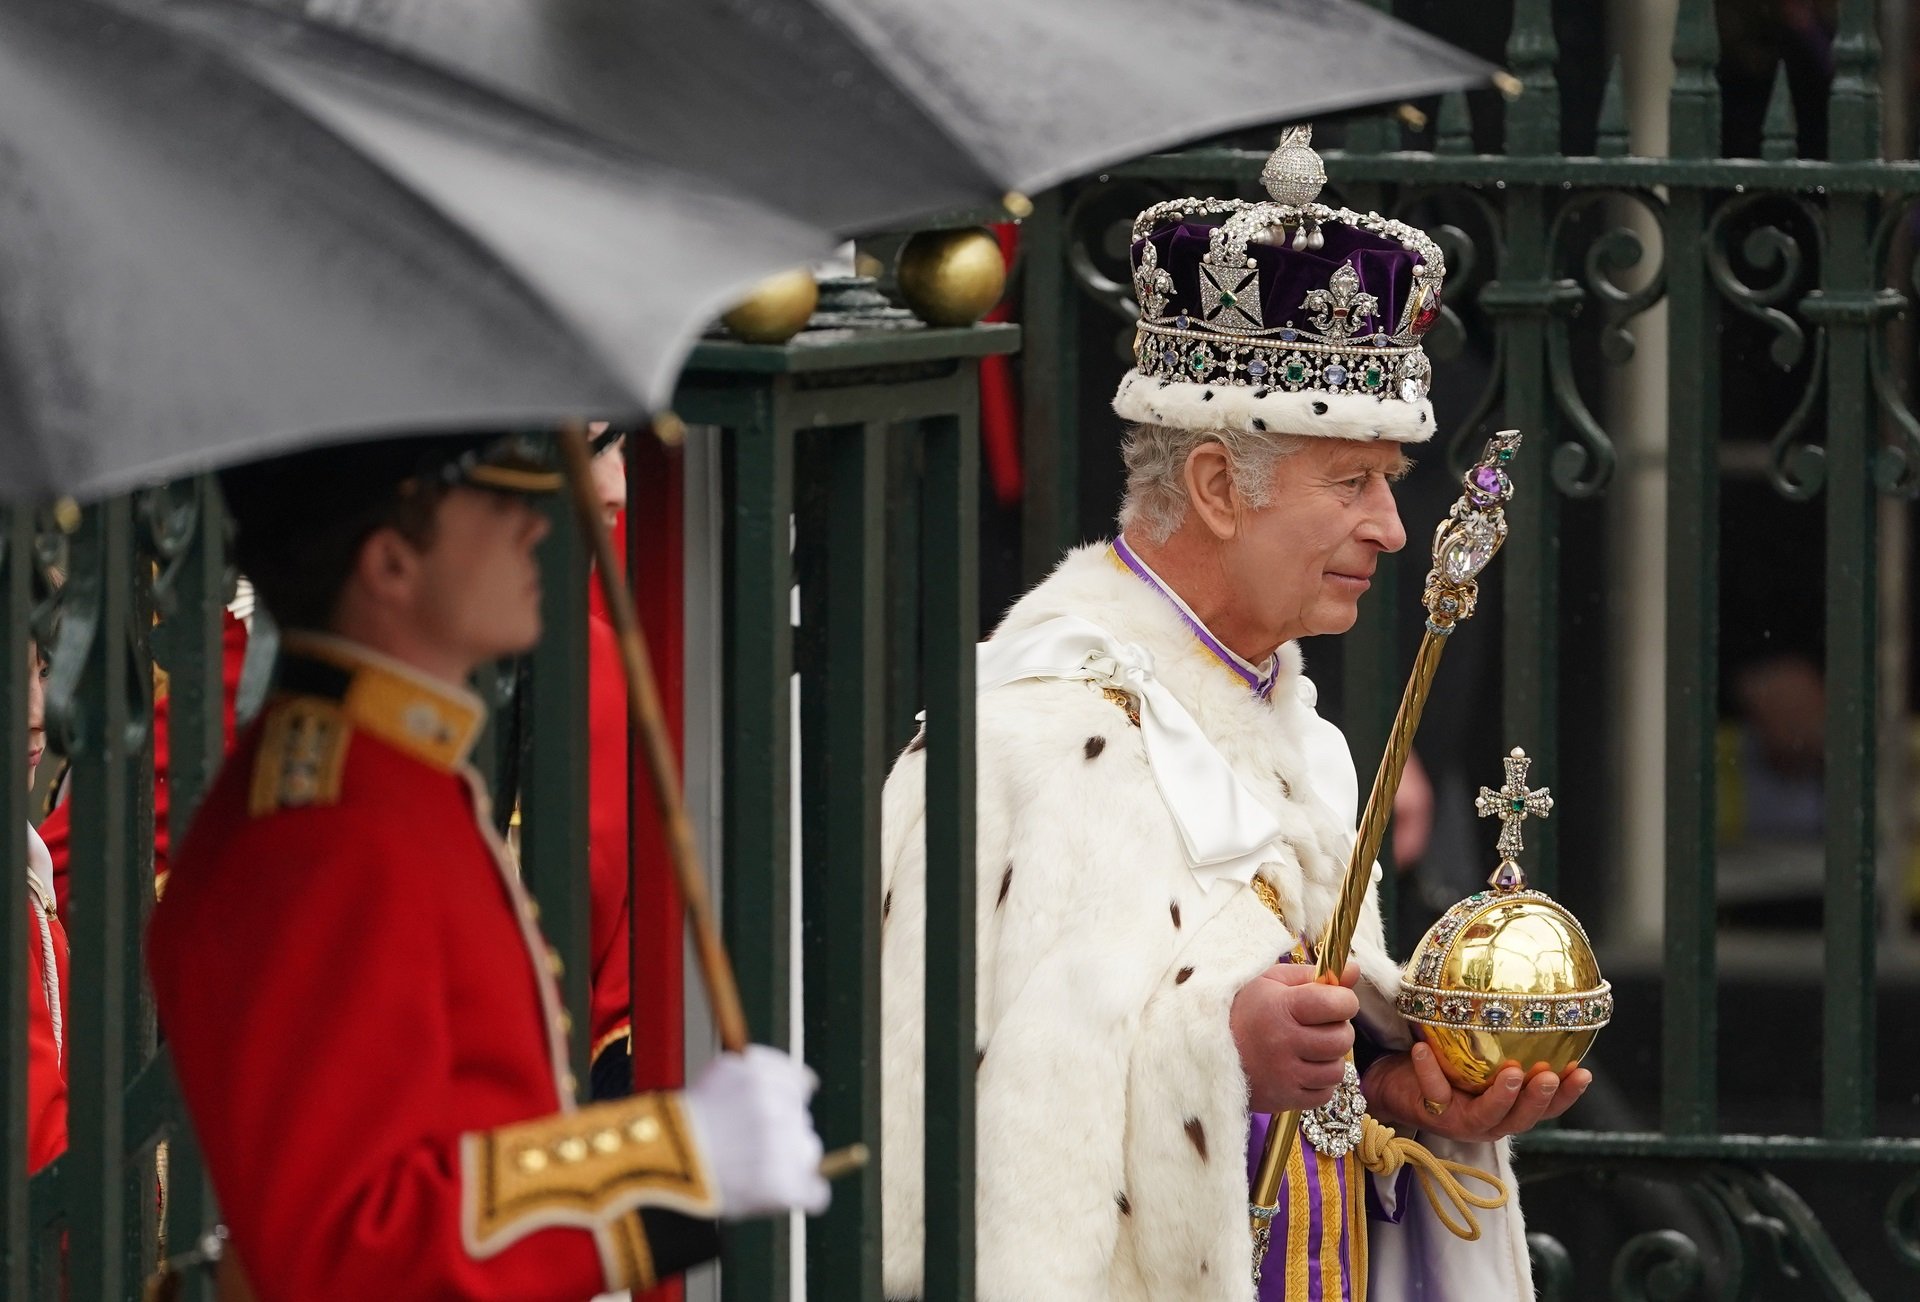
<box><xmin>1116</xmin><ymin>422</ymin><xmax>1308</xmax><ymax>545</ymax></box>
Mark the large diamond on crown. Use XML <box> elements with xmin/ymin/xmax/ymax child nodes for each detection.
<box><xmin>1199</xmin><ymin>261</ymin><xmax>1262</xmax><ymax>330</ymax></box>
<box><xmin>1302</xmin><ymin>263</ymin><xmax>1379</xmax><ymax>340</ymax></box>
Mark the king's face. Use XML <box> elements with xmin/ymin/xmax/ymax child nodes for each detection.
<box><xmin>1228</xmin><ymin>438</ymin><xmax>1410</xmax><ymax>645</ymax></box>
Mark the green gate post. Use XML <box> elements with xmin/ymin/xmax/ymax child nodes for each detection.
<box><xmin>1486</xmin><ymin>0</ymin><xmax>1569</xmax><ymax>895</ymax></box>
<box><xmin>0</xmin><ymin>510</ymin><xmax>31</xmax><ymax>1300</ymax></box>
<box><xmin>677</xmin><ymin>322</ymin><xmax>1016</xmax><ymax>1301</ymax></box>
<box><xmin>1019</xmin><ymin>191</ymin><xmax>1084</xmax><ymax>583</ymax></box>
<box><xmin>1662</xmin><ymin>0</ymin><xmax>1724</xmax><ymax>1140</ymax></box>
<box><xmin>795</xmin><ymin>422</ymin><xmax>886</xmax><ymax>1301</ymax></box>
<box><xmin>1813</xmin><ymin>0</ymin><xmax>1891</xmax><ymax>1144</ymax></box>
<box><xmin>523</xmin><ymin>489</ymin><xmax>596</xmax><ymax>1099</ymax></box>
<box><xmin>146</xmin><ymin>478</ymin><xmax>232</xmax><ymax>1300</ymax></box>
<box><xmin>63</xmin><ymin>498</ymin><xmax>148</xmax><ymax>1301</ymax></box>
<box><xmin>918</xmin><ymin>407</ymin><xmax>979</xmax><ymax>1302</ymax></box>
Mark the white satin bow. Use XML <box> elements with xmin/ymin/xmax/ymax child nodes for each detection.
<box><xmin>976</xmin><ymin>615</ymin><xmax>1282</xmax><ymax>891</ymax></box>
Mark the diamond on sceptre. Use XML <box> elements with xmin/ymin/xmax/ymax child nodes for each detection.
<box><xmin>1475</xmin><ymin>747</ymin><xmax>1553</xmax><ymax>889</ymax></box>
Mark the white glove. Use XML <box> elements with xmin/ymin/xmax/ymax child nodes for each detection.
<box><xmin>682</xmin><ymin>1045</ymin><xmax>830</xmax><ymax>1219</ymax></box>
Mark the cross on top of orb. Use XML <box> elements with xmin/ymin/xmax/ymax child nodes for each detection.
<box><xmin>1475</xmin><ymin>747</ymin><xmax>1553</xmax><ymax>868</ymax></box>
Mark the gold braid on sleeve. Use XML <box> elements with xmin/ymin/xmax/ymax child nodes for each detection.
<box><xmin>460</xmin><ymin>1090</ymin><xmax>717</xmax><ymax>1280</ymax></box>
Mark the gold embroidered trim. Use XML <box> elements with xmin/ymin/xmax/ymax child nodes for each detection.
<box><xmin>592</xmin><ymin>1023</ymin><xmax>633</xmax><ymax>1064</ymax></box>
<box><xmin>1100</xmin><ymin>686</ymin><xmax>1142</xmax><ymax>727</ymax></box>
<box><xmin>248</xmin><ymin>699</ymin><xmax>350</xmax><ymax>816</ymax></box>
<box><xmin>603</xmin><ymin>1212</ymin><xmax>657</xmax><ymax>1290</ymax></box>
<box><xmin>280</xmin><ymin>633</ymin><xmax>485</xmax><ymax>771</ymax></box>
<box><xmin>1251</xmin><ymin>875</ymin><xmax>1287</xmax><ymax>925</ymax></box>
<box><xmin>462</xmin><ymin>1092</ymin><xmax>716</xmax><ymax>1254</ymax></box>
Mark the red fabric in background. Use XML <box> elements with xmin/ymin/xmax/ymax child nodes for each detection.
<box><xmin>980</xmin><ymin>221</ymin><xmax>1024</xmax><ymax>507</ymax></box>
<box><xmin>611</xmin><ymin>438</ymin><xmax>687</xmax><ymax>1302</ymax></box>
<box><xmin>26</xmin><ymin>896</ymin><xmax>69</xmax><ymax>1174</ymax></box>
<box><xmin>41</xmin><ymin>610</ymin><xmax>250</xmax><ymax>913</ymax></box>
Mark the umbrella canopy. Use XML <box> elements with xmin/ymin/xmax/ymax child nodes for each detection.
<box><xmin>0</xmin><ymin>0</ymin><xmax>832</xmax><ymax>503</ymax></box>
<box><xmin>289</xmin><ymin>0</ymin><xmax>1496</xmax><ymax>234</ymax></box>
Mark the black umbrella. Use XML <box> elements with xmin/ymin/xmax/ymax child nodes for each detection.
<box><xmin>0</xmin><ymin>0</ymin><xmax>833</xmax><ymax>503</ymax></box>
<box><xmin>285</xmin><ymin>0</ymin><xmax>1497</xmax><ymax>234</ymax></box>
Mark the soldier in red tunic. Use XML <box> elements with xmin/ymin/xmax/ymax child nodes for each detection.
<box><xmin>148</xmin><ymin>435</ymin><xmax>827</xmax><ymax>1300</ymax></box>
<box><xmin>24</xmin><ymin>637</ymin><xmax>68</xmax><ymax>1175</ymax></box>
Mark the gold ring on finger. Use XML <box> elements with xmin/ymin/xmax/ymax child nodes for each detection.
<box><xmin>1421</xmin><ymin>1096</ymin><xmax>1447</xmax><ymax>1117</ymax></box>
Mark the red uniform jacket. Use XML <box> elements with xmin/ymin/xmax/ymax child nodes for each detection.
<box><xmin>586</xmin><ymin>613</ymin><xmax>633</xmax><ymax>1076</ymax></box>
<box><xmin>148</xmin><ymin>635</ymin><xmax>718</xmax><ymax>1301</ymax></box>
<box><xmin>26</xmin><ymin>822</ymin><xmax>68</xmax><ymax>1174</ymax></box>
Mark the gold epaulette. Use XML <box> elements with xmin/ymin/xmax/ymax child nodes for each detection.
<box><xmin>460</xmin><ymin>1091</ymin><xmax>716</xmax><ymax>1289</ymax></box>
<box><xmin>247</xmin><ymin>698</ymin><xmax>351</xmax><ymax>817</ymax></box>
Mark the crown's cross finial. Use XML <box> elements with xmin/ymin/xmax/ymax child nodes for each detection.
<box><xmin>1475</xmin><ymin>746</ymin><xmax>1553</xmax><ymax>889</ymax></box>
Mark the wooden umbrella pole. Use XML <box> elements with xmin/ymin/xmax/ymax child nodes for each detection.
<box><xmin>556</xmin><ymin>422</ymin><xmax>750</xmax><ymax>1053</ymax></box>
<box><xmin>1246</xmin><ymin>430</ymin><xmax>1523</xmax><ymax>1280</ymax></box>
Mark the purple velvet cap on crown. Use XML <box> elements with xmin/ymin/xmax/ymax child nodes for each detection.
<box><xmin>1114</xmin><ymin>128</ymin><xmax>1445</xmax><ymax>444</ymax></box>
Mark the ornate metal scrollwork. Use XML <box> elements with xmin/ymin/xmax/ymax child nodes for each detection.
<box><xmin>1524</xmin><ymin>1157</ymin><xmax>1876</xmax><ymax>1301</ymax></box>
<box><xmin>1610</xmin><ymin>1228</ymin><xmax>1708</xmax><ymax>1301</ymax></box>
<box><xmin>1867</xmin><ymin>201</ymin><xmax>1920</xmax><ymax>498</ymax></box>
<box><xmin>1528</xmin><ymin>1231</ymin><xmax>1576</xmax><ymax>1301</ymax></box>
<box><xmin>1887</xmin><ymin>1171</ymin><xmax>1920</xmax><ymax>1272</ymax></box>
<box><xmin>1542</xmin><ymin>188</ymin><xmax>1669</xmax><ymax>497</ymax></box>
<box><xmin>1383</xmin><ymin>189</ymin><xmax>1507</xmax><ymax>480</ymax></box>
<box><xmin>1705</xmin><ymin>192</ymin><xmax>1827</xmax><ymax>500</ymax></box>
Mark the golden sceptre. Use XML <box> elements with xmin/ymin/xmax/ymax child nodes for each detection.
<box><xmin>1248</xmin><ymin>428</ymin><xmax>1522</xmax><ymax>1274</ymax></box>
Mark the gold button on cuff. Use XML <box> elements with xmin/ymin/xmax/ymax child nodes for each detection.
<box><xmin>626</xmin><ymin>1116</ymin><xmax>661</xmax><ymax>1145</ymax></box>
<box><xmin>591</xmin><ymin>1129</ymin><xmax>622</xmax><ymax>1155</ymax></box>
<box><xmin>516</xmin><ymin>1148</ymin><xmax>549</xmax><ymax>1173</ymax></box>
<box><xmin>546</xmin><ymin>949</ymin><xmax>565</xmax><ymax>978</ymax></box>
<box><xmin>555</xmin><ymin>1137</ymin><xmax>588</xmax><ymax>1164</ymax></box>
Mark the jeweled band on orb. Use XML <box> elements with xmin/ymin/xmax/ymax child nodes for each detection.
<box><xmin>1397</xmin><ymin>980</ymin><xmax>1616</xmax><ymax>1033</ymax></box>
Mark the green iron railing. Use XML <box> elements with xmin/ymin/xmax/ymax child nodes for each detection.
<box><xmin>10</xmin><ymin>0</ymin><xmax>1920</xmax><ymax>1297</ymax></box>
<box><xmin>1015</xmin><ymin>0</ymin><xmax>1920</xmax><ymax>1295</ymax></box>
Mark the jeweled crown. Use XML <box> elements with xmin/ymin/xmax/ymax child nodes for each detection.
<box><xmin>1113</xmin><ymin>126</ymin><xmax>1445</xmax><ymax>444</ymax></box>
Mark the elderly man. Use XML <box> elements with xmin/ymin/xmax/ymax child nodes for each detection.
<box><xmin>879</xmin><ymin>129</ymin><xmax>1588</xmax><ymax>1301</ymax></box>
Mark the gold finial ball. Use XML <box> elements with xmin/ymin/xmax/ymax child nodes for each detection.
<box><xmin>895</xmin><ymin>227</ymin><xmax>1007</xmax><ymax>328</ymax></box>
<box><xmin>721</xmin><ymin>268</ymin><xmax>819</xmax><ymax>344</ymax></box>
<box><xmin>1398</xmin><ymin>889</ymin><xmax>1611</xmax><ymax>1093</ymax></box>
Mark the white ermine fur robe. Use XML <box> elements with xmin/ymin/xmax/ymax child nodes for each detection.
<box><xmin>880</xmin><ymin>544</ymin><xmax>1534</xmax><ymax>1300</ymax></box>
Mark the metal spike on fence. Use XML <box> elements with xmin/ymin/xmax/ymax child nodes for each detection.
<box><xmin>1436</xmin><ymin>91</ymin><xmax>1473</xmax><ymax>155</ymax></box>
<box><xmin>1596</xmin><ymin>58</ymin><xmax>1629</xmax><ymax>158</ymax></box>
<box><xmin>1762</xmin><ymin>62</ymin><xmax>1797</xmax><ymax>161</ymax></box>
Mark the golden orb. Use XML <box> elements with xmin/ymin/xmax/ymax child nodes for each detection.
<box><xmin>1397</xmin><ymin>748</ymin><xmax>1610</xmax><ymax>1093</ymax></box>
<box><xmin>895</xmin><ymin>227</ymin><xmax>1007</xmax><ymax>327</ymax></box>
<box><xmin>721</xmin><ymin>268</ymin><xmax>819</xmax><ymax>344</ymax></box>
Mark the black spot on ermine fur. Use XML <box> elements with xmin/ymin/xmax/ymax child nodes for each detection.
<box><xmin>1176</xmin><ymin>966</ymin><xmax>1194</xmax><ymax>984</ymax></box>
<box><xmin>1251</xmin><ymin>418</ymin><xmax>1267</xmax><ymax>431</ymax></box>
<box><xmin>1254</xmin><ymin>388</ymin><xmax>1270</xmax><ymax>399</ymax></box>
<box><xmin>1084</xmin><ymin>735</ymin><xmax>1107</xmax><ymax>760</ymax></box>
<box><xmin>1116</xmin><ymin>1191</ymin><xmax>1132</xmax><ymax>1216</ymax></box>
<box><xmin>1311</xmin><ymin>401</ymin><xmax>1328</xmax><ymax>415</ymax></box>
<box><xmin>1278</xmin><ymin>776</ymin><xmax>1293</xmax><ymax>799</ymax></box>
<box><xmin>1185</xmin><ymin>1117</ymin><xmax>1209</xmax><ymax>1162</ymax></box>
<box><xmin>883</xmin><ymin>890</ymin><xmax>892</xmax><ymax>920</ymax></box>
<box><xmin>1170</xmin><ymin>900</ymin><xmax>1182</xmax><ymax>929</ymax></box>
<box><xmin>1201</xmin><ymin>389</ymin><xmax>1214</xmax><ymax>401</ymax></box>
<box><xmin>997</xmin><ymin>865</ymin><xmax>1013</xmax><ymax>908</ymax></box>
<box><xmin>976</xmin><ymin>1047</ymin><xmax>986</xmax><ymax>1071</ymax></box>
